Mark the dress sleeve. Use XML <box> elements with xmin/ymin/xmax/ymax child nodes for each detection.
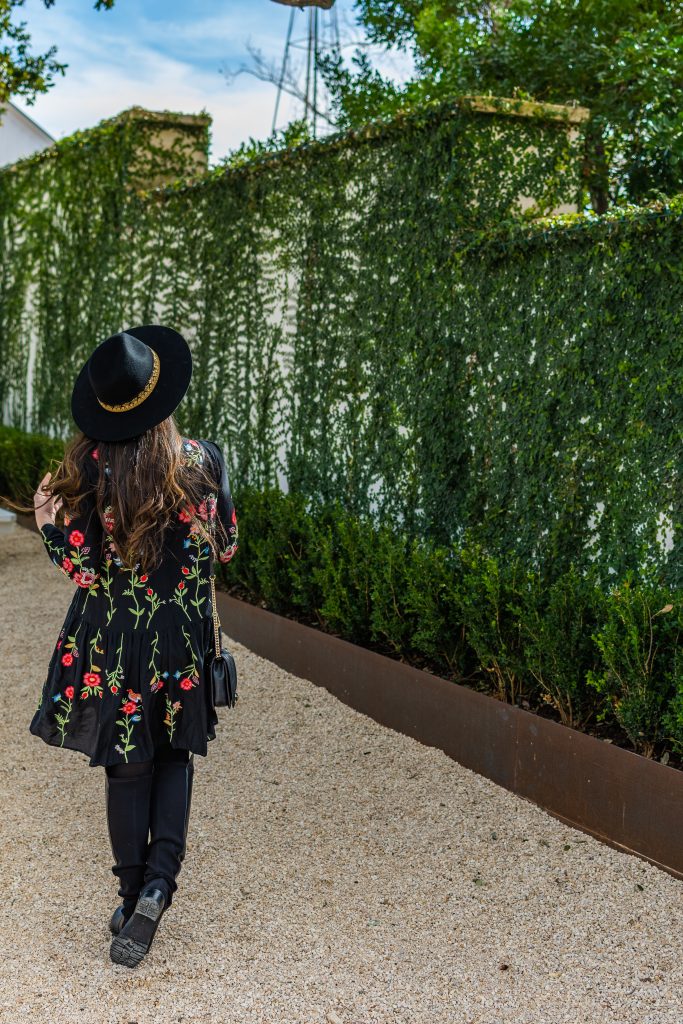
<box><xmin>202</xmin><ymin>439</ymin><xmax>239</xmax><ymax>564</ymax></box>
<box><xmin>39</xmin><ymin>488</ymin><xmax>104</xmax><ymax>588</ymax></box>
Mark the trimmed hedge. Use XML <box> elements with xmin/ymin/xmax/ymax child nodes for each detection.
<box><xmin>234</xmin><ymin>484</ymin><xmax>681</xmax><ymax>763</ymax></box>
<box><xmin>2</xmin><ymin>425</ymin><xmax>680</xmax><ymax>766</ymax></box>
<box><xmin>0</xmin><ymin>425</ymin><xmax>64</xmax><ymax>504</ymax></box>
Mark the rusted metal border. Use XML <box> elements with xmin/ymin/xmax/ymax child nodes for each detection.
<box><xmin>13</xmin><ymin>513</ymin><xmax>682</xmax><ymax>878</ymax></box>
<box><xmin>215</xmin><ymin>589</ymin><xmax>683</xmax><ymax>881</ymax></box>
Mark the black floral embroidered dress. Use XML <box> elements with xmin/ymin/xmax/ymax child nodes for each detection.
<box><xmin>29</xmin><ymin>437</ymin><xmax>238</xmax><ymax>768</ymax></box>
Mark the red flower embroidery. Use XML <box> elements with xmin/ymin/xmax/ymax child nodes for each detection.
<box><xmin>111</xmin><ymin>686</ymin><xmax>119</xmax><ymax>695</ymax></box>
<box><xmin>73</xmin><ymin>570</ymin><xmax>95</xmax><ymax>588</ymax></box>
<box><xmin>62</xmin><ymin>557</ymin><xmax>73</xmax><ymax>572</ymax></box>
<box><xmin>61</xmin><ymin>652</ymin><xmax>74</xmax><ymax>666</ymax></box>
<box><xmin>56</xmin><ymin>640</ymin><xmax>62</xmax><ymax>649</ymax></box>
<box><xmin>83</xmin><ymin>672</ymin><xmax>101</xmax><ymax>686</ymax></box>
<box><xmin>218</xmin><ymin>543</ymin><xmax>238</xmax><ymax>564</ymax></box>
<box><xmin>69</xmin><ymin>529</ymin><xmax>85</xmax><ymax>546</ymax></box>
<box><xmin>146</xmin><ymin>588</ymin><xmax>153</xmax><ymax>596</ymax></box>
<box><xmin>122</xmin><ymin>701</ymin><xmax>137</xmax><ymax>715</ymax></box>
<box><xmin>92</xmin><ymin>447</ymin><xmax>99</xmax><ymax>460</ymax></box>
<box><xmin>181</xmin><ymin>566</ymin><xmax>190</xmax><ymax>575</ymax></box>
<box><xmin>179</xmin><ymin>677</ymin><xmax>193</xmax><ymax>691</ymax></box>
<box><xmin>139</xmin><ymin>574</ymin><xmax>148</xmax><ymax>583</ymax></box>
<box><xmin>178</xmin><ymin>581</ymin><xmax>185</xmax><ymax>591</ymax></box>
<box><xmin>64</xmin><ymin>685</ymin><xmax>75</xmax><ymax>699</ymax></box>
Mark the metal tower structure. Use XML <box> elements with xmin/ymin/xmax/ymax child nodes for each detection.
<box><xmin>269</xmin><ymin>0</ymin><xmax>340</xmax><ymax>138</ymax></box>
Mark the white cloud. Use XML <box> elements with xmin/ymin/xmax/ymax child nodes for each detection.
<box><xmin>16</xmin><ymin>53</ymin><xmax>288</xmax><ymax>163</ymax></box>
<box><xmin>11</xmin><ymin>0</ymin><xmax>415</xmax><ymax>162</ymax></box>
<box><xmin>11</xmin><ymin>8</ymin><xmax>303</xmax><ymax>160</ymax></box>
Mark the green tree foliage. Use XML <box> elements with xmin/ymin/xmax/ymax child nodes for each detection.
<box><xmin>218</xmin><ymin>118</ymin><xmax>313</xmax><ymax>169</ymax></box>
<box><xmin>320</xmin><ymin>0</ymin><xmax>683</xmax><ymax>209</ymax></box>
<box><xmin>0</xmin><ymin>0</ymin><xmax>114</xmax><ymax>105</ymax></box>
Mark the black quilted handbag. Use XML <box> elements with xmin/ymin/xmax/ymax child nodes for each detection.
<box><xmin>207</xmin><ymin>572</ymin><xmax>238</xmax><ymax>708</ymax></box>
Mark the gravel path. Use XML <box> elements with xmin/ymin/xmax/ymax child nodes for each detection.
<box><xmin>0</xmin><ymin>522</ymin><xmax>681</xmax><ymax>1024</ymax></box>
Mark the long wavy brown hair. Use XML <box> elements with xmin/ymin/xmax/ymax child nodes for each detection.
<box><xmin>5</xmin><ymin>415</ymin><xmax>233</xmax><ymax>575</ymax></box>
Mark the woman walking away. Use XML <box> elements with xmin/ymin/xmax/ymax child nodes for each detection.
<box><xmin>14</xmin><ymin>325</ymin><xmax>238</xmax><ymax>968</ymax></box>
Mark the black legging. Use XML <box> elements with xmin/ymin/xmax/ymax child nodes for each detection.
<box><xmin>105</xmin><ymin>744</ymin><xmax>194</xmax><ymax>912</ymax></box>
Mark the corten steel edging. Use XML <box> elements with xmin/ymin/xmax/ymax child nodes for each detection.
<box><xmin>215</xmin><ymin>589</ymin><xmax>683</xmax><ymax>881</ymax></box>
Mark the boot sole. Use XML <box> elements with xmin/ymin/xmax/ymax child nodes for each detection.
<box><xmin>109</xmin><ymin>897</ymin><xmax>165</xmax><ymax>968</ymax></box>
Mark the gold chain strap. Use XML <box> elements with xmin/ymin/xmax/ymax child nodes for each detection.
<box><xmin>207</xmin><ymin>443</ymin><xmax>222</xmax><ymax>660</ymax></box>
<box><xmin>209</xmin><ymin>574</ymin><xmax>221</xmax><ymax>658</ymax></box>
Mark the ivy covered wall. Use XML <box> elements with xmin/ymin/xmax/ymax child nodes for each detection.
<box><xmin>0</xmin><ymin>107</ymin><xmax>209</xmax><ymax>429</ymax></box>
<box><xmin>1</xmin><ymin>95</ymin><xmax>680</xmax><ymax>587</ymax></box>
<box><xmin>448</xmin><ymin>204</ymin><xmax>683</xmax><ymax>589</ymax></box>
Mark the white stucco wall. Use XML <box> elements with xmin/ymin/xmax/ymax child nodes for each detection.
<box><xmin>0</xmin><ymin>102</ymin><xmax>53</xmax><ymax>167</ymax></box>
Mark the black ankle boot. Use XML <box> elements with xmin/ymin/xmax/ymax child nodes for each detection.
<box><xmin>109</xmin><ymin>884</ymin><xmax>168</xmax><ymax>968</ymax></box>
<box><xmin>109</xmin><ymin>897</ymin><xmax>138</xmax><ymax>935</ymax></box>
<box><xmin>143</xmin><ymin>753</ymin><xmax>194</xmax><ymax>908</ymax></box>
<box><xmin>105</xmin><ymin>769</ymin><xmax>153</xmax><ymax>922</ymax></box>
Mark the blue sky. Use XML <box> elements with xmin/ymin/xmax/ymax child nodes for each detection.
<box><xmin>12</xmin><ymin>0</ymin><xmax>414</xmax><ymax>163</ymax></box>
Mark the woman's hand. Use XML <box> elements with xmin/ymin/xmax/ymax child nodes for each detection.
<box><xmin>34</xmin><ymin>472</ymin><xmax>63</xmax><ymax>531</ymax></box>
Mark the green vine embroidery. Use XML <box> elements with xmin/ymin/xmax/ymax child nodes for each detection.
<box><xmin>183</xmin><ymin>626</ymin><xmax>199</xmax><ymax>673</ymax></box>
<box><xmin>164</xmin><ymin>695</ymin><xmax>182</xmax><ymax>741</ymax></box>
<box><xmin>80</xmin><ymin>628</ymin><xmax>104</xmax><ymax>700</ymax></box>
<box><xmin>185</xmin><ymin>532</ymin><xmax>211</xmax><ymax>614</ymax></box>
<box><xmin>174</xmin><ymin>626</ymin><xmax>200</xmax><ymax>691</ymax></box>
<box><xmin>115</xmin><ymin>689</ymin><xmax>143</xmax><ymax>762</ymax></box>
<box><xmin>148</xmin><ymin>631</ymin><xmax>164</xmax><ymax>692</ymax></box>
<box><xmin>105</xmin><ymin>634</ymin><xmax>126</xmax><ymax>695</ymax></box>
<box><xmin>100</xmin><ymin>555</ymin><xmax>116</xmax><ymax>625</ymax></box>
<box><xmin>80</xmin><ymin>585</ymin><xmax>97</xmax><ymax>623</ymax></box>
<box><xmin>54</xmin><ymin>689</ymin><xmax>75</xmax><ymax>746</ymax></box>
<box><xmin>181</xmin><ymin>439</ymin><xmax>204</xmax><ymax>466</ymax></box>
<box><xmin>144</xmin><ymin>584</ymin><xmax>164</xmax><ymax>628</ymax></box>
<box><xmin>170</xmin><ymin>576</ymin><xmax>192</xmax><ymax>621</ymax></box>
<box><xmin>122</xmin><ymin>568</ymin><xmax>148</xmax><ymax>628</ymax></box>
<box><xmin>61</xmin><ymin>618</ymin><xmax>84</xmax><ymax>667</ymax></box>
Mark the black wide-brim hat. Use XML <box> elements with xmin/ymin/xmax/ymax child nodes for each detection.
<box><xmin>71</xmin><ymin>324</ymin><xmax>193</xmax><ymax>442</ymax></box>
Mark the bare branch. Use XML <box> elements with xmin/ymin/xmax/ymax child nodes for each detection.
<box><xmin>222</xmin><ymin>40</ymin><xmax>336</xmax><ymax>126</ymax></box>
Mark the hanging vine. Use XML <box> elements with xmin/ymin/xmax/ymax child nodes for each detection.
<box><xmin>0</xmin><ymin>94</ymin><xmax>679</xmax><ymax>589</ymax></box>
